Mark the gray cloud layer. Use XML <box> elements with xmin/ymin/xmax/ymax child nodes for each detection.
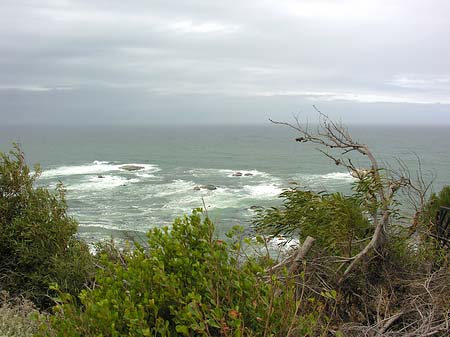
<box><xmin>1</xmin><ymin>0</ymin><xmax>450</xmax><ymax>124</ymax></box>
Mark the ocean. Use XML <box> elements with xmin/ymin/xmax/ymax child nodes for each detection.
<box><xmin>1</xmin><ymin>124</ymin><xmax>449</xmax><ymax>243</ymax></box>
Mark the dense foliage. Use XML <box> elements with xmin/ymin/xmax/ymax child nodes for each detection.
<box><xmin>418</xmin><ymin>185</ymin><xmax>450</xmax><ymax>265</ymax></box>
<box><xmin>41</xmin><ymin>210</ymin><xmax>328</xmax><ymax>336</ymax></box>
<box><xmin>0</xmin><ymin>145</ymin><xmax>93</xmax><ymax>309</ymax></box>
<box><xmin>253</xmin><ymin>178</ymin><xmax>450</xmax><ymax>336</ymax></box>
<box><xmin>254</xmin><ymin>189</ymin><xmax>372</xmax><ymax>256</ymax></box>
<box><xmin>422</xmin><ymin>185</ymin><xmax>450</xmax><ymax>226</ymax></box>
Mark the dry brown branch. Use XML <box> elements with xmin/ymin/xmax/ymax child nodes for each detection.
<box><xmin>268</xmin><ymin>111</ymin><xmax>449</xmax><ymax>336</ymax></box>
<box><xmin>270</xmin><ymin>111</ymin><xmax>433</xmax><ymax>282</ymax></box>
<box><xmin>340</xmin><ymin>269</ymin><xmax>450</xmax><ymax>337</ymax></box>
<box><xmin>267</xmin><ymin>236</ymin><xmax>315</xmax><ymax>273</ymax></box>
<box><xmin>271</xmin><ymin>236</ymin><xmax>315</xmax><ymax>297</ymax></box>
<box><xmin>381</xmin><ymin>154</ymin><xmax>435</xmax><ymax>234</ymax></box>
<box><xmin>289</xmin><ymin>236</ymin><xmax>315</xmax><ymax>274</ymax></box>
<box><xmin>378</xmin><ymin>311</ymin><xmax>404</xmax><ymax>334</ymax></box>
<box><xmin>270</xmin><ymin>112</ymin><xmax>389</xmax><ymax>279</ymax></box>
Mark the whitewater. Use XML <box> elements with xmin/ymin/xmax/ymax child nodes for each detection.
<box><xmin>1</xmin><ymin>124</ymin><xmax>449</xmax><ymax>243</ymax></box>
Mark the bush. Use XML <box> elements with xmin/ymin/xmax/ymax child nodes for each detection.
<box><xmin>254</xmin><ymin>188</ymin><xmax>371</xmax><ymax>256</ymax></box>
<box><xmin>42</xmin><ymin>210</ymin><xmax>326</xmax><ymax>336</ymax></box>
<box><xmin>417</xmin><ymin>185</ymin><xmax>450</xmax><ymax>266</ymax></box>
<box><xmin>422</xmin><ymin>185</ymin><xmax>450</xmax><ymax>224</ymax></box>
<box><xmin>0</xmin><ymin>145</ymin><xmax>93</xmax><ymax>309</ymax></box>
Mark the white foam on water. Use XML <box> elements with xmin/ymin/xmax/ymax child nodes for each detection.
<box><xmin>41</xmin><ymin>161</ymin><xmax>160</xmax><ymax>178</ymax></box>
<box><xmin>317</xmin><ymin>172</ymin><xmax>354</xmax><ymax>180</ymax></box>
<box><xmin>42</xmin><ymin>162</ymin><xmax>113</xmax><ymax>177</ymax></box>
<box><xmin>160</xmin><ymin>185</ymin><xmax>239</xmax><ymax>212</ymax></box>
<box><xmin>153</xmin><ymin>179</ymin><xmax>197</xmax><ymax>197</ymax></box>
<box><xmin>188</xmin><ymin>168</ymin><xmax>274</xmax><ymax>179</ymax></box>
<box><xmin>221</xmin><ymin>169</ymin><xmax>270</xmax><ymax>178</ymax></box>
<box><xmin>162</xmin><ymin>182</ymin><xmax>284</xmax><ymax>213</ymax></box>
<box><xmin>292</xmin><ymin>171</ymin><xmax>354</xmax><ymax>186</ymax></box>
<box><xmin>61</xmin><ymin>165</ymin><xmax>286</xmax><ymax>233</ymax></box>
<box><xmin>135</xmin><ymin>172</ymin><xmax>161</xmax><ymax>179</ymax></box>
<box><xmin>67</xmin><ymin>175</ymin><xmax>136</xmax><ymax>191</ymax></box>
<box><xmin>243</xmin><ymin>184</ymin><xmax>283</xmax><ymax>198</ymax></box>
<box><xmin>197</xmin><ymin>187</ymin><xmax>243</xmax><ymax>209</ymax></box>
<box><xmin>244</xmin><ymin>236</ymin><xmax>301</xmax><ymax>258</ymax></box>
<box><xmin>268</xmin><ymin>236</ymin><xmax>300</xmax><ymax>248</ymax></box>
<box><xmin>157</xmin><ymin>182</ymin><xmax>229</xmax><ymax>212</ymax></box>
<box><xmin>78</xmin><ymin>222</ymin><xmax>122</xmax><ymax>231</ymax></box>
<box><xmin>265</xmin><ymin>236</ymin><xmax>301</xmax><ymax>254</ymax></box>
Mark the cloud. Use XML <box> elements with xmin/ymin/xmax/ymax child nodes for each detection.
<box><xmin>270</xmin><ymin>0</ymin><xmax>398</xmax><ymax>22</ymax></box>
<box><xmin>0</xmin><ymin>85</ymin><xmax>74</xmax><ymax>92</ymax></box>
<box><xmin>0</xmin><ymin>0</ymin><xmax>450</xmax><ymax>124</ymax></box>
<box><xmin>167</xmin><ymin>20</ymin><xmax>240</xmax><ymax>34</ymax></box>
<box><xmin>253</xmin><ymin>90</ymin><xmax>450</xmax><ymax>104</ymax></box>
<box><xmin>389</xmin><ymin>75</ymin><xmax>450</xmax><ymax>90</ymax></box>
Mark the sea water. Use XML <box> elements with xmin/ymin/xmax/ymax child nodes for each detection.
<box><xmin>1</xmin><ymin>124</ymin><xmax>449</xmax><ymax>243</ymax></box>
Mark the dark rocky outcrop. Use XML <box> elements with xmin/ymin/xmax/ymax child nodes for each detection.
<box><xmin>232</xmin><ymin>172</ymin><xmax>253</xmax><ymax>177</ymax></box>
<box><xmin>200</xmin><ymin>184</ymin><xmax>217</xmax><ymax>190</ymax></box>
<box><xmin>194</xmin><ymin>185</ymin><xmax>217</xmax><ymax>191</ymax></box>
<box><xmin>119</xmin><ymin>165</ymin><xmax>145</xmax><ymax>171</ymax></box>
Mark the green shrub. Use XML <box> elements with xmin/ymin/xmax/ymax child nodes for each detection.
<box><xmin>42</xmin><ymin>210</ymin><xmax>325</xmax><ymax>336</ymax></box>
<box><xmin>254</xmin><ymin>188</ymin><xmax>371</xmax><ymax>256</ymax></box>
<box><xmin>0</xmin><ymin>145</ymin><xmax>93</xmax><ymax>309</ymax></box>
<box><xmin>421</xmin><ymin>185</ymin><xmax>450</xmax><ymax>226</ymax></box>
<box><xmin>417</xmin><ymin>185</ymin><xmax>450</xmax><ymax>266</ymax></box>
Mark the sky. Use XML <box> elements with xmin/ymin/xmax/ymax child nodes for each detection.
<box><xmin>1</xmin><ymin>0</ymin><xmax>450</xmax><ymax>125</ymax></box>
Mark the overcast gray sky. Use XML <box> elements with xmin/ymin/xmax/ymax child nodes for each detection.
<box><xmin>1</xmin><ymin>0</ymin><xmax>450</xmax><ymax>125</ymax></box>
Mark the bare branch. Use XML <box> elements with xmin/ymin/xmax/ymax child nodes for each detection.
<box><xmin>269</xmin><ymin>112</ymin><xmax>407</xmax><ymax>280</ymax></box>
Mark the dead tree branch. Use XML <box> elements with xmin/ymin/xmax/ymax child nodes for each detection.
<box><xmin>270</xmin><ymin>110</ymin><xmax>430</xmax><ymax>281</ymax></box>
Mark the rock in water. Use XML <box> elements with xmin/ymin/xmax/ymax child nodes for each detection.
<box><xmin>119</xmin><ymin>165</ymin><xmax>145</xmax><ymax>171</ymax></box>
<box><xmin>97</xmin><ymin>175</ymin><xmax>105</xmax><ymax>178</ymax></box>
<box><xmin>200</xmin><ymin>184</ymin><xmax>217</xmax><ymax>190</ymax></box>
<box><xmin>193</xmin><ymin>186</ymin><xmax>201</xmax><ymax>191</ymax></box>
<box><xmin>244</xmin><ymin>173</ymin><xmax>253</xmax><ymax>176</ymax></box>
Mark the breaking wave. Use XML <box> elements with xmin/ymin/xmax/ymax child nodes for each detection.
<box><xmin>290</xmin><ymin>171</ymin><xmax>355</xmax><ymax>188</ymax></box>
<box><xmin>41</xmin><ymin>161</ymin><xmax>160</xmax><ymax>178</ymax></box>
<box><xmin>187</xmin><ymin>168</ymin><xmax>275</xmax><ymax>180</ymax></box>
<box><xmin>43</xmin><ymin>163</ymin><xmax>356</xmax><ymax>241</ymax></box>
<box><xmin>67</xmin><ymin>175</ymin><xmax>140</xmax><ymax>191</ymax></box>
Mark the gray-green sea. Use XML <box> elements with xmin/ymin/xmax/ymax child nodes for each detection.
<box><xmin>1</xmin><ymin>125</ymin><xmax>449</xmax><ymax>243</ymax></box>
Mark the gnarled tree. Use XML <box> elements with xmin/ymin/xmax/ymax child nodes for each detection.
<box><xmin>268</xmin><ymin>109</ymin><xmax>431</xmax><ymax>281</ymax></box>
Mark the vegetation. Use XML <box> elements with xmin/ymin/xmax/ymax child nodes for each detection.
<box><xmin>255</xmin><ymin>114</ymin><xmax>450</xmax><ymax>335</ymax></box>
<box><xmin>39</xmin><ymin>210</ymin><xmax>331</xmax><ymax>336</ymax></box>
<box><xmin>254</xmin><ymin>190</ymin><xmax>372</xmax><ymax>257</ymax></box>
<box><xmin>0</xmin><ymin>291</ymin><xmax>45</xmax><ymax>337</ymax></box>
<box><xmin>417</xmin><ymin>185</ymin><xmax>450</xmax><ymax>266</ymax></box>
<box><xmin>0</xmin><ymin>145</ymin><xmax>94</xmax><ymax>309</ymax></box>
<box><xmin>422</xmin><ymin>185</ymin><xmax>450</xmax><ymax>232</ymax></box>
<box><xmin>1</xmin><ymin>114</ymin><xmax>449</xmax><ymax>336</ymax></box>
